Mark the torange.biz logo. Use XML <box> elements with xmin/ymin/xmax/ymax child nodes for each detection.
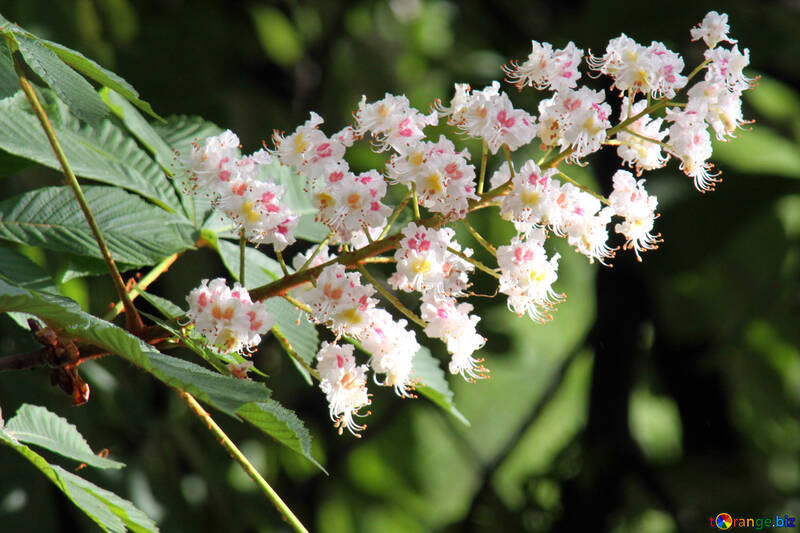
<box><xmin>709</xmin><ymin>513</ymin><xmax>796</xmax><ymax>529</ymax></box>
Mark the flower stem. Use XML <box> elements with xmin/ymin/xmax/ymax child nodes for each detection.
<box><xmin>177</xmin><ymin>390</ymin><xmax>310</xmax><ymax>533</ymax></box>
<box><xmin>687</xmin><ymin>58</ymin><xmax>711</xmax><ymax>83</ymax></box>
<box><xmin>103</xmin><ymin>253</ymin><xmax>180</xmax><ymax>321</ymax></box>
<box><xmin>239</xmin><ymin>230</ymin><xmax>247</xmax><ymax>287</ymax></box>
<box><xmin>276</xmin><ymin>250</ymin><xmax>290</xmax><ymax>276</ymax></box>
<box><xmin>411</xmin><ymin>183</ymin><xmax>421</xmax><ymax>220</ymax></box>
<box><xmin>378</xmin><ymin>189</ymin><xmax>412</xmax><ymax>240</ymax></box>
<box><xmin>446</xmin><ymin>246</ymin><xmax>500</xmax><ymax>279</ymax></box>
<box><xmin>557</xmin><ymin>171</ymin><xmax>610</xmax><ymax>206</ymax></box>
<box><xmin>477</xmin><ymin>140</ymin><xmax>488</xmax><ymax>194</ymax></box>
<box><xmin>461</xmin><ymin>219</ymin><xmax>496</xmax><ymax>255</ymax></box>
<box><xmin>297</xmin><ymin>232</ymin><xmax>333</xmax><ymax>274</ymax></box>
<box><xmin>503</xmin><ymin>144</ymin><xmax>515</xmax><ymax>178</ymax></box>
<box><xmin>7</xmin><ymin>37</ymin><xmax>143</xmax><ymax>334</ymax></box>
<box><xmin>282</xmin><ymin>294</ymin><xmax>312</xmax><ymax>314</ymax></box>
<box><xmin>357</xmin><ymin>265</ymin><xmax>426</xmax><ymax>328</ymax></box>
<box><xmin>620</xmin><ymin>127</ymin><xmax>671</xmax><ymax>149</ymax></box>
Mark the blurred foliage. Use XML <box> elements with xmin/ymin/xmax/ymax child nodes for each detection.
<box><xmin>0</xmin><ymin>1</ymin><xmax>799</xmax><ymax>532</ymax></box>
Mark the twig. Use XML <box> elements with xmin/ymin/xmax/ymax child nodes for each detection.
<box><xmin>357</xmin><ymin>265</ymin><xmax>426</xmax><ymax>328</ymax></box>
<box><xmin>6</xmin><ymin>36</ymin><xmax>144</xmax><ymax>334</ymax></box>
<box><xmin>177</xmin><ymin>391</ymin><xmax>310</xmax><ymax>533</ymax></box>
<box><xmin>103</xmin><ymin>253</ymin><xmax>180</xmax><ymax>321</ymax></box>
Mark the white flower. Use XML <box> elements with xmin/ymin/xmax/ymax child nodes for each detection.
<box><xmin>188</xmin><ymin>130</ymin><xmax>241</xmax><ymax>196</ymax></box>
<box><xmin>300</xmin><ymin>264</ymin><xmax>378</xmax><ymax>338</ymax></box>
<box><xmin>272</xmin><ymin>112</ymin><xmax>348</xmax><ymax>179</ymax></box>
<box><xmin>316</xmin><ymin>342</ymin><xmax>371</xmax><ymax>436</ymax></box>
<box><xmin>389</xmin><ymin>223</ymin><xmax>474</xmax><ymax>296</ymax></box>
<box><xmin>499</xmin><ymin>160</ymin><xmax>560</xmax><ymax>234</ymax></box>
<box><xmin>616</xmin><ymin>97</ymin><xmax>669</xmax><ymax>173</ymax></box>
<box><xmin>503</xmin><ymin>40</ymin><xmax>583</xmax><ymax>92</ymax></box>
<box><xmin>665</xmin><ymin>103</ymin><xmax>718</xmax><ymax>191</ymax></box>
<box><xmin>687</xmin><ymin>80</ymin><xmax>746</xmax><ymax>141</ymax></box>
<box><xmin>537</xmin><ymin>87</ymin><xmax>611</xmax><ymax>161</ymax></box>
<box><xmin>608</xmin><ymin>170</ymin><xmax>661</xmax><ymax>260</ymax></box>
<box><xmin>185</xmin><ymin>278</ymin><xmax>274</xmax><ymax>354</ymax></box>
<box><xmin>691</xmin><ymin>11</ymin><xmax>737</xmax><ymax>49</ymax></box>
<box><xmin>704</xmin><ymin>45</ymin><xmax>752</xmax><ymax>93</ymax></box>
<box><xmin>218</xmin><ymin>178</ymin><xmax>298</xmax><ymax>251</ymax></box>
<box><xmin>420</xmin><ymin>294</ymin><xmax>487</xmax><ymax>381</ymax></box>
<box><xmin>361</xmin><ymin>309</ymin><xmax>419</xmax><ymax>397</ymax></box>
<box><xmin>355</xmin><ymin>93</ymin><xmax>438</xmax><ymax>153</ymax></box>
<box><xmin>497</xmin><ymin>232</ymin><xmax>564</xmax><ymax>322</ymax></box>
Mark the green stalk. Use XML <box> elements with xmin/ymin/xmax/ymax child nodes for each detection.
<box><xmin>276</xmin><ymin>250</ymin><xmax>290</xmax><ymax>276</ymax></box>
<box><xmin>103</xmin><ymin>253</ymin><xmax>180</xmax><ymax>321</ymax></box>
<box><xmin>378</xmin><ymin>189</ymin><xmax>412</xmax><ymax>240</ymax></box>
<box><xmin>462</xmin><ymin>219</ymin><xmax>497</xmax><ymax>255</ymax></box>
<box><xmin>477</xmin><ymin>140</ymin><xmax>488</xmax><ymax>194</ymax></box>
<box><xmin>297</xmin><ymin>232</ymin><xmax>334</xmax><ymax>274</ymax></box>
<box><xmin>411</xmin><ymin>183</ymin><xmax>421</xmax><ymax>220</ymax></box>
<box><xmin>503</xmin><ymin>144</ymin><xmax>515</xmax><ymax>179</ymax></box>
<box><xmin>446</xmin><ymin>246</ymin><xmax>500</xmax><ymax>279</ymax></box>
<box><xmin>557</xmin><ymin>171</ymin><xmax>610</xmax><ymax>206</ymax></box>
<box><xmin>239</xmin><ymin>230</ymin><xmax>247</xmax><ymax>287</ymax></box>
<box><xmin>178</xmin><ymin>391</ymin><xmax>310</xmax><ymax>533</ymax></box>
<box><xmin>357</xmin><ymin>265</ymin><xmax>426</xmax><ymax>328</ymax></box>
<box><xmin>7</xmin><ymin>37</ymin><xmax>143</xmax><ymax>333</ymax></box>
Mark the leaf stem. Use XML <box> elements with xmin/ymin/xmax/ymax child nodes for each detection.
<box><xmin>461</xmin><ymin>219</ymin><xmax>496</xmax><ymax>256</ymax></box>
<box><xmin>357</xmin><ymin>265</ymin><xmax>426</xmax><ymax>328</ymax></box>
<box><xmin>7</xmin><ymin>37</ymin><xmax>143</xmax><ymax>334</ymax></box>
<box><xmin>103</xmin><ymin>252</ymin><xmax>180</xmax><ymax>321</ymax></box>
<box><xmin>177</xmin><ymin>390</ymin><xmax>310</xmax><ymax>533</ymax></box>
<box><xmin>446</xmin><ymin>246</ymin><xmax>500</xmax><ymax>279</ymax></box>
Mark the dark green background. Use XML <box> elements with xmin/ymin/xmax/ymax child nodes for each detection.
<box><xmin>1</xmin><ymin>1</ymin><xmax>799</xmax><ymax>532</ymax></box>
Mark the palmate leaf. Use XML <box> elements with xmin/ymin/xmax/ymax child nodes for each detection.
<box><xmin>0</xmin><ymin>185</ymin><xmax>194</xmax><ymax>268</ymax></box>
<box><xmin>0</xmin><ymin>90</ymin><xmax>181</xmax><ymax>212</ymax></box>
<box><xmin>13</xmin><ymin>33</ymin><xmax>109</xmax><ymax>125</ymax></box>
<box><xmin>5</xmin><ymin>404</ymin><xmax>124</xmax><ymax>469</ymax></box>
<box><xmin>0</xmin><ymin>279</ymin><xmax>322</xmax><ymax>468</ymax></box>
<box><xmin>0</xmin><ymin>407</ymin><xmax>158</xmax><ymax>533</ymax></box>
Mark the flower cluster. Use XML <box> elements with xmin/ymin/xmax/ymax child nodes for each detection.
<box><xmin>179</xmin><ymin>12</ymin><xmax>752</xmax><ymax>437</ymax></box>
<box><xmin>185</xmin><ymin>278</ymin><xmax>274</xmax><ymax>355</ymax></box>
<box><xmin>188</xmin><ymin>131</ymin><xmax>298</xmax><ymax>250</ymax></box>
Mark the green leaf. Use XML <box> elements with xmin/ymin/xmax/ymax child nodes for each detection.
<box><xmin>238</xmin><ymin>400</ymin><xmax>324</xmax><ymax>471</ymax></box>
<box><xmin>216</xmin><ymin>238</ymin><xmax>282</xmax><ymax>287</ymax></box>
<box><xmin>0</xmin><ymin>407</ymin><xmax>158</xmax><ymax>532</ymax></box>
<box><xmin>136</xmin><ymin>290</ymin><xmax>185</xmax><ymax>320</ymax></box>
<box><xmin>100</xmin><ymin>88</ymin><xmax>176</xmax><ymax>175</ymax></box>
<box><xmin>712</xmin><ymin>127</ymin><xmax>800</xmax><ymax>178</ymax></box>
<box><xmin>0</xmin><ymin>279</ymin><xmax>321</xmax><ymax>467</ymax></box>
<box><xmin>255</xmin><ymin>162</ymin><xmax>329</xmax><ymax>242</ymax></box>
<box><xmin>5</xmin><ymin>404</ymin><xmax>124</xmax><ymax>469</ymax></box>
<box><xmin>412</xmin><ymin>347</ymin><xmax>469</xmax><ymax>426</ymax></box>
<box><xmin>264</xmin><ymin>297</ymin><xmax>318</xmax><ymax>368</ymax></box>
<box><xmin>0</xmin><ymin>90</ymin><xmax>181</xmax><ymax>211</ymax></box>
<box><xmin>14</xmin><ymin>33</ymin><xmax>108</xmax><ymax>124</ymax></box>
<box><xmin>41</xmin><ymin>38</ymin><xmax>161</xmax><ymax>121</ymax></box>
<box><xmin>0</xmin><ymin>245</ymin><xmax>56</xmax><ymax>292</ymax></box>
<box><xmin>0</xmin><ymin>44</ymin><xmax>19</xmax><ymax>99</ymax></box>
<box><xmin>0</xmin><ymin>185</ymin><xmax>194</xmax><ymax>267</ymax></box>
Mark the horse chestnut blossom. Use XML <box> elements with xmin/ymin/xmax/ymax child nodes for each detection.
<box><xmin>178</xmin><ymin>11</ymin><xmax>754</xmax><ymax>436</ymax></box>
<box><xmin>185</xmin><ymin>278</ymin><xmax>274</xmax><ymax>354</ymax></box>
<box><xmin>316</xmin><ymin>342</ymin><xmax>371</xmax><ymax>436</ymax></box>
